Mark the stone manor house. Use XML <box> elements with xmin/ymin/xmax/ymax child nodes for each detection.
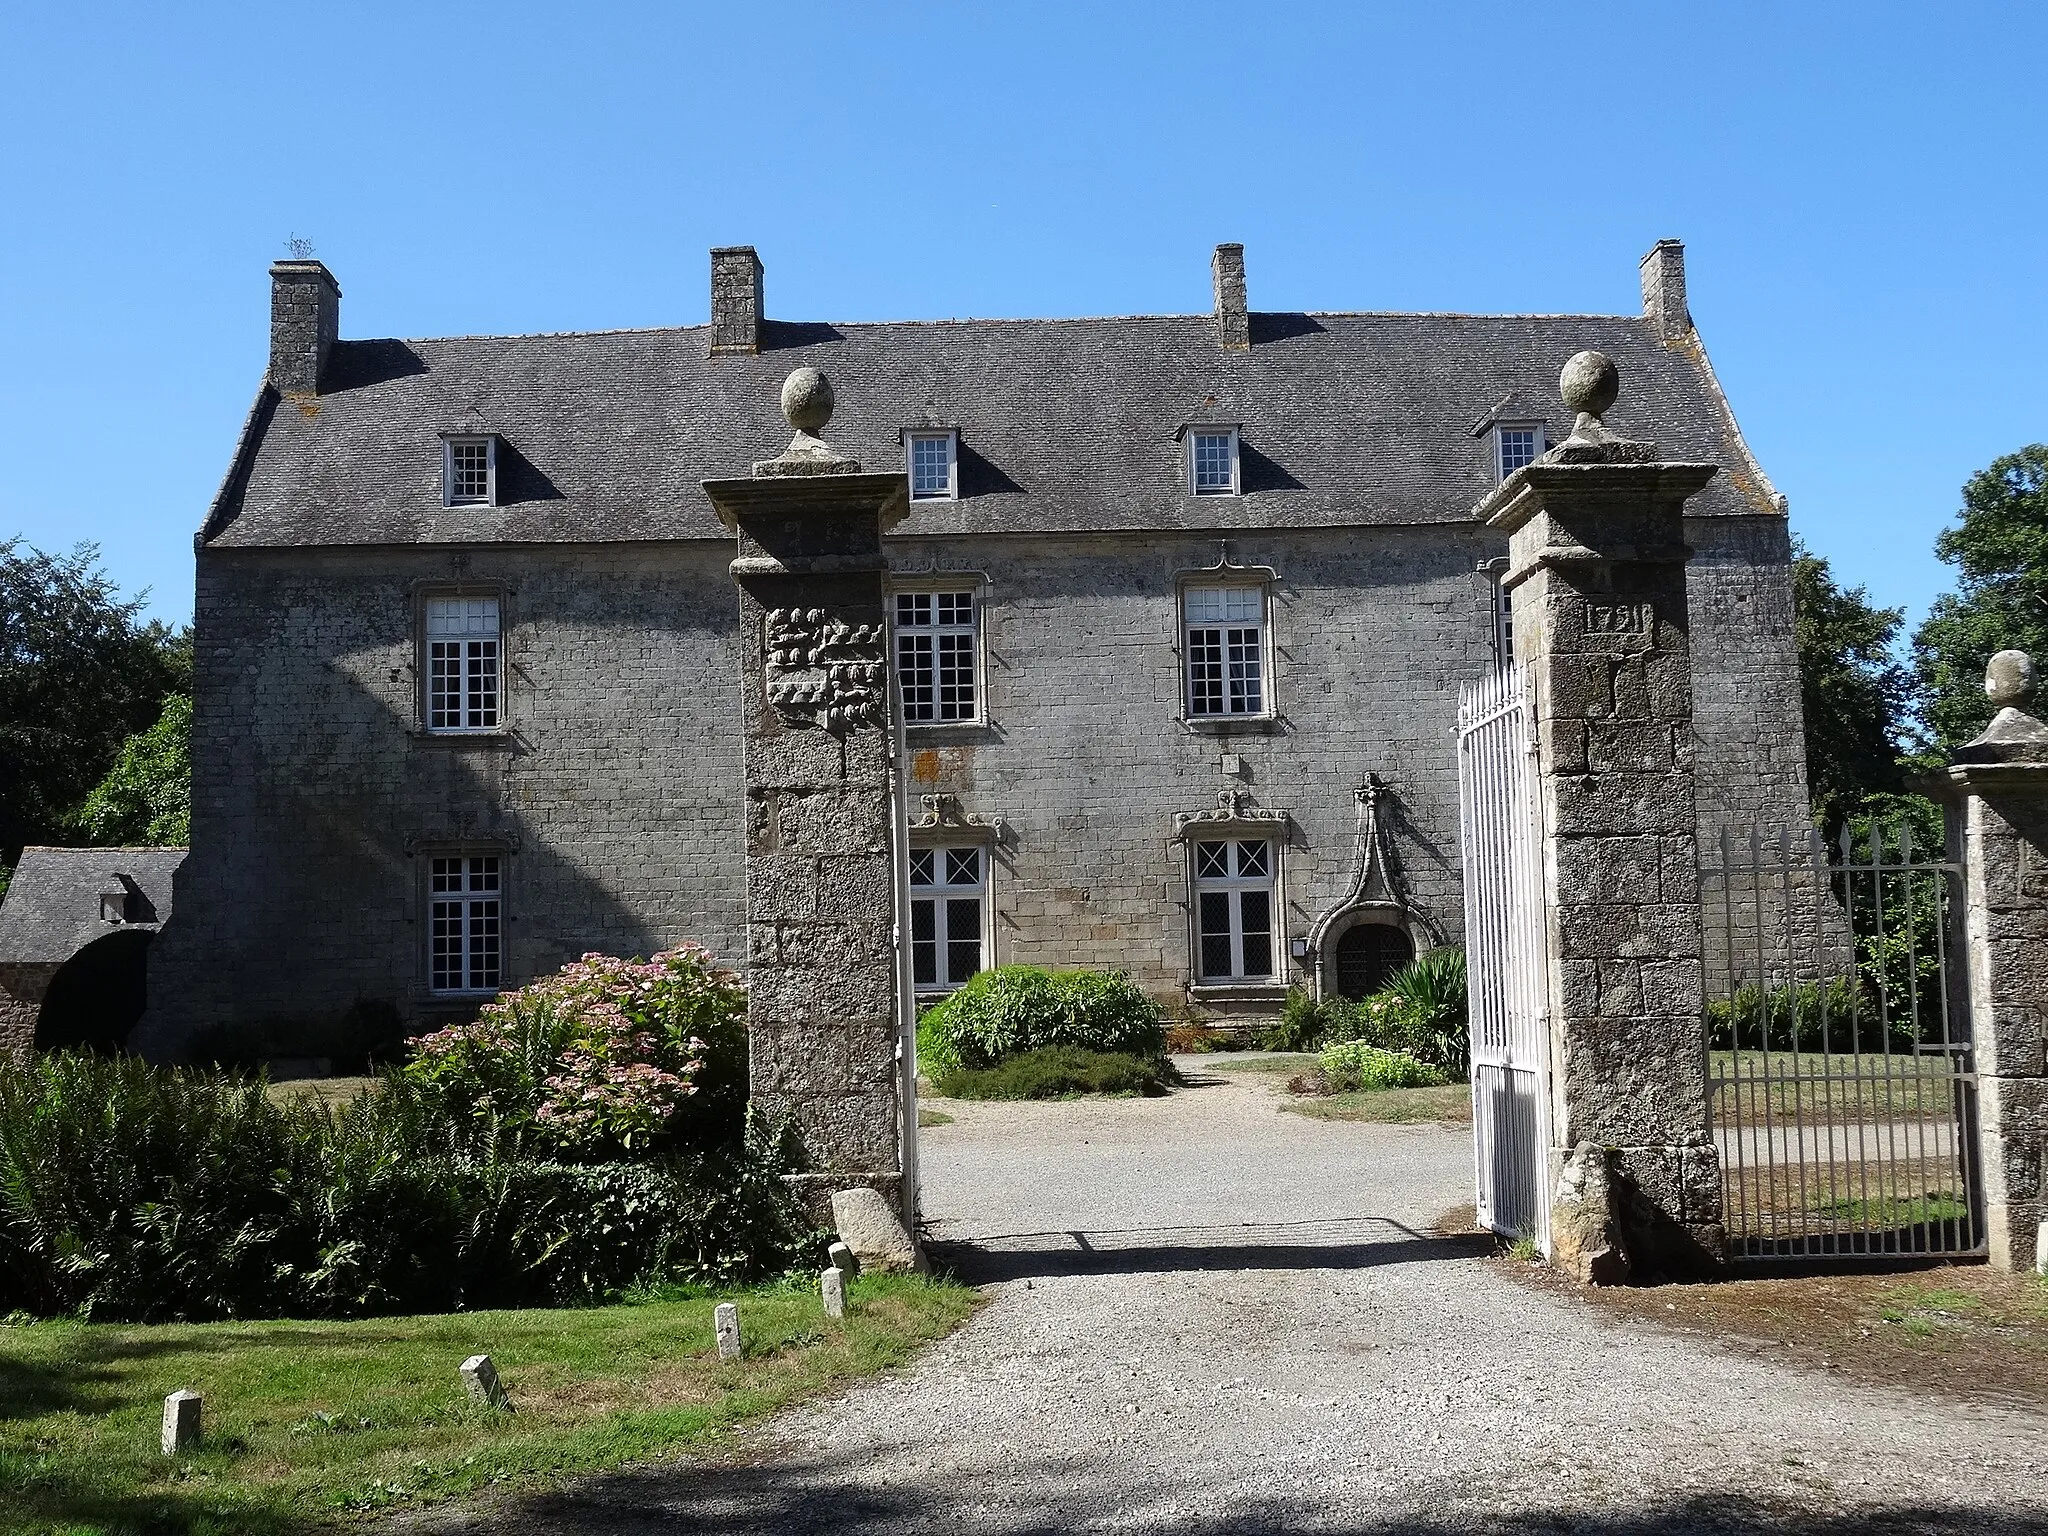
<box><xmin>132</xmin><ymin>240</ymin><xmax>1809</xmax><ymax>1055</ymax></box>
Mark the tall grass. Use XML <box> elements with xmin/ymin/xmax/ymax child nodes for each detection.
<box><xmin>0</xmin><ymin>1054</ymin><xmax>815</xmax><ymax>1322</ymax></box>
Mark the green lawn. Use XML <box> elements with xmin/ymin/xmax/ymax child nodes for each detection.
<box><xmin>1281</xmin><ymin>1083</ymin><xmax>1473</xmax><ymax>1125</ymax></box>
<box><xmin>0</xmin><ymin>1275</ymin><xmax>978</xmax><ymax>1535</ymax></box>
<box><xmin>1195</xmin><ymin>1053</ymin><xmax>1319</xmax><ymax>1075</ymax></box>
<box><xmin>1709</xmin><ymin>1049</ymin><xmax>1966</xmax><ymax>1122</ymax></box>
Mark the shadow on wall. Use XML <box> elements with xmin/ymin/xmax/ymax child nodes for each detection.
<box><xmin>35</xmin><ymin>928</ymin><xmax>152</xmax><ymax>1053</ymax></box>
<box><xmin>142</xmin><ymin>615</ymin><xmax>722</xmax><ymax>1065</ymax></box>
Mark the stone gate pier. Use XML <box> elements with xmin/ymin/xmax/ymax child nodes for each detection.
<box><xmin>1474</xmin><ymin>351</ymin><xmax>1726</xmax><ymax>1278</ymax></box>
<box><xmin>703</xmin><ymin>369</ymin><xmax>915</xmax><ymax>1220</ymax></box>
<box><xmin>1927</xmin><ymin>650</ymin><xmax>2048</xmax><ymax>1271</ymax></box>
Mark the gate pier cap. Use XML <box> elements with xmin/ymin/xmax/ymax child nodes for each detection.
<box><xmin>1471</xmin><ymin>351</ymin><xmax>1726</xmax><ymax>1281</ymax></box>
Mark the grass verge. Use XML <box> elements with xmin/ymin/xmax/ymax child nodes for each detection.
<box><xmin>0</xmin><ymin>1274</ymin><xmax>979</xmax><ymax>1535</ymax></box>
<box><xmin>1193</xmin><ymin>1053</ymin><xmax>1320</xmax><ymax>1075</ymax></box>
<box><xmin>926</xmin><ymin>1048</ymin><xmax>1177</xmax><ymax>1101</ymax></box>
<box><xmin>1499</xmin><ymin>1257</ymin><xmax>2048</xmax><ymax>1411</ymax></box>
<box><xmin>1281</xmin><ymin>1082</ymin><xmax>1473</xmax><ymax>1125</ymax></box>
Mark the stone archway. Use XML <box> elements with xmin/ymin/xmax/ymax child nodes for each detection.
<box><xmin>1305</xmin><ymin>775</ymin><xmax>1438</xmax><ymax>1001</ymax></box>
<box><xmin>36</xmin><ymin>927</ymin><xmax>154</xmax><ymax>1053</ymax></box>
<box><xmin>1331</xmin><ymin>919</ymin><xmax>1414</xmax><ymax>1000</ymax></box>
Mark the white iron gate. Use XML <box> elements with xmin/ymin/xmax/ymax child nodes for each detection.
<box><xmin>1457</xmin><ymin>666</ymin><xmax>1552</xmax><ymax>1251</ymax></box>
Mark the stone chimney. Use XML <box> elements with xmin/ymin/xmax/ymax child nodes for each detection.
<box><xmin>710</xmin><ymin>246</ymin><xmax>765</xmax><ymax>356</ymax></box>
<box><xmin>1212</xmin><ymin>243</ymin><xmax>1249</xmax><ymax>352</ymax></box>
<box><xmin>1640</xmin><ymin>239</ymin><xmax>1690</xmax><ymax>342</ymax></box>
<box><xmin>268</xmin><ymin>259</ymin><xmax>341</xmax><ymax>395</ymax></box>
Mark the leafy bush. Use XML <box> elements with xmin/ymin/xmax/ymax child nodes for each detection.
<box><xmin>1705</xmin><ymin>976</ymin><xmax>1898</xmax><ymax>1053</ymax></box>
<box><xmin>1266</xmin><ymin>988</ymin><xmax>1328</xmax><ymax>1052</ymax></box>
<box><xmin>928</xmin><ymin>1047</ymin><xmax>1176</xmax><ymax>1101</ymax></box>
<box><xmin>0</xmin><ymin>1052</ymin><xmax>814</xmax><ymax>1322</ymax></box>
<box><xmin>1318</xmin><ymin>1041</ymin><xmax>1447</xmax><ymax>1092</ymax></box>
<box><xmin>916</xmin><ymin>966</ymin><xmax>1163</xmax><ymax>1074</ymax></box>
<box><xmin>1271</xmin><ymin>948</ymin><xmax>1471</xmax><ymax>1080</ymax></box>
<box><xmin>404</xmin><ymin>947</ymin><xmax>749</xmax><ymax>1156</ymax></box>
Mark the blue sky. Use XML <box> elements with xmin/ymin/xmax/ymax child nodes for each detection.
<box><xmin>3</xmin><ymin>1</ymin><xmax>2042</xmax><ymax>636</ymax></box>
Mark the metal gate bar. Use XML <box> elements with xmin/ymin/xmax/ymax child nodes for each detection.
<box><xmin>1458</xmin><ymin>665</ymin><xmax>1551</xmax><ymax>1251</ymax></box>
<box><xmin>1703</xmin><ymin>819</ymin><xmax>1982</xmax><ymax>1260</ymax></box>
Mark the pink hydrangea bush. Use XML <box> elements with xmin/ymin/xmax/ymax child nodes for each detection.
<box><xmin>403</xmin><ymin>946</ymin><xmax>748</xmax><ymax>1158</ymax></box>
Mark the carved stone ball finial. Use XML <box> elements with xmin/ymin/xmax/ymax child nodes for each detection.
<box><xmin>1987</xmin><ymin>649</ymin><xmax>2037</xmax><ymax>710</ymax></box>
<box><xmin>1559</xmin><ymin>350</ymin><xmax>1621</xmax><ymax>424</ymax></box>
<box><xmin>781</xmin><ymin>368</ymin><xmax>834</xmax><ymax>435</ymax></box>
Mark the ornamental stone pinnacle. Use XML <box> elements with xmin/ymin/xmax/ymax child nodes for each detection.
<box><xmin>1988</xmin><ymin>649</ymin><xmax>2037</xmax><ymax>710</ymax></box>
<box><xmin>755</xmin><ymin>367</ymin><xmax>861</xmax><ymax>477</ymax></box>
<box><xmin>1955</xmin><ymin>649</ymin><xmax>2048</xmax><ymax>764</ymax></box>
<box><xmin>1544</xmin><ymin>349</ymin><xmax>1657</xmax><ymax>465</ymax></box>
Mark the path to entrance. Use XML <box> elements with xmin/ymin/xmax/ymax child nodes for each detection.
<box><xmin>412</xmin><ymin>1063</ymin><xmax>2048</xmax><ymax>1534</ymax></box>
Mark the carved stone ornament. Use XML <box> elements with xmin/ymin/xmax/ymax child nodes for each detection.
<box><xmin>1305</xmin><ymin>774</ymin><xmax>1436</xmax><ymax>954</ymax></box>
<box><xmin>1171</xmin><ymin>786</ymin><xmax>1291</xmax><ymax>840</ymax></box>
<box><xmin>764</xmin><ymin>607</ymin><xmax>889</xmax><ymax>732</ymax></box>
<box><xmin>907</xmin><ymin>792</ymin><xmax>1007</xmax><ymax>840</ymax></box>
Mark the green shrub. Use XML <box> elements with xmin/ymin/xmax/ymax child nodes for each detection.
<box><xmin>403</xmin><ymin>946</ymin><xmax>749</xmax><ymax>1155</ymax></box>
<box><xmin>0</xmin><ymin>1049</ymin><xmax>812</xmax><ymax>1321</ymax></box>
<box><xmin>1318</xmin><ymin>1041</ymin><xmax>1447</xmax><ymax>1092</ymax></box>
<box><xmin>1265</xmin><ymin>988</ymin><xmax>1328</xmax><ymax>1052</ymax></box>
<box><xmin>916</xmin><ymin>966</ymin><xmax>1163</xmax><ymax>1074</ymax></box>
<box><xmin>1268</xmin><ymin>949</ymin><xmax>1471</xmax><ymax>1080</ymax></box>
<box><xmin>1705</xmin><ymin>976</ymin><xmax>1892</xmax><ymax>1053</ymax></box>
<box><xmin>928</xmin><ymin>1047</ymin><xmax>1176</xmax><ymax>1100</ymax></box>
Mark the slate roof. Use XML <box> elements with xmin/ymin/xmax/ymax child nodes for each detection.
<box><xmin>0</xmin><ymin>848</ymin><xmax>186</xmax><ymax>966</ymax></box>
<box><xmin>200</xmin><ymin>310</ymin><xmax>1782</xmax><ymax>550</ymax></box>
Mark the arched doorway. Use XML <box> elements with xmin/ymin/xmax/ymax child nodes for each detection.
<box><xmin>1333</xmin><ymin>921</ymin><xmax>1412</xmax><ymax>1000</ymax></box>
<box><xmin>35</xmin><ymin>928</ymin><xmax>153</xmax><ymax>1053</ymax></box>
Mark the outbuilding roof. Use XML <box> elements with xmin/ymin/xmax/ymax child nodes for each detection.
<box><xmin>201</xmin><ymin>308</ymin><xmax>1781</xmax><ymax>551</ymax></box>
<box><xmin>0</xmin><ymin>848</ymin><xmax>186</xmax><ymax>966</ymax></box>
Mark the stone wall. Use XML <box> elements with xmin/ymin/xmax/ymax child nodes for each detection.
<box><xmin>136</xmin><ymin>543</ymin><xmax>748</xmax><ymax>1055</ymax></box>
<box><xmin>138</xmin><ymin>516</ymin><xmax>1808</xmax><ymax>1055</ymax></box>
<box><xmin>0</xmin><ymin>962</ymin><xmax>59</xmax><ymax>1062</ymax></box>
<box><xmin>1686</xmin><ymin>515</ymin><xmax>1811</xmax><ymax>841</ymax></box>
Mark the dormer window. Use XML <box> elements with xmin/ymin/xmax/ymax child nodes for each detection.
<box><xmin>1495</xmin><ymin>425</ymin><xmax>1543</xmax><ymax>481</ymax></box>
<box><xmin>1190</xmin><ymin>429</ymin><xmax>1239</xmax><ymax>496</ymax></box>
<box><xmin>907</xmin><ymin>431</ymin><xmax>958</xmax><ymax>501</ymax></box>
<box><xmin>442</xmin><ymin>435</ymin><xmax>497</xmax><ymax>507</ymax></box>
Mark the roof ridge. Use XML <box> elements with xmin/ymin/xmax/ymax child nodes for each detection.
<box><xmin>376</xmin><ymin>310</ymin><xmax>1648</xmax><ymax>346</ymax></box>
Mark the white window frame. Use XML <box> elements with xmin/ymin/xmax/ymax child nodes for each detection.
<box><xmin>1494</xmin><ymin>423</ymin><xmax>1544</xmax><ymax>482</ymax></box>
<box><xmin>892</xmin><ymin>581</ymin><xmax>984</xmax><ymax>727</ymax></box>
<box><xmin>909</xmin><ymin>844</ymin><xmax>989</xmax><ymax>994</ymax></box>
<box><xmin>442</xmin><ymin>435</ymin><xmax>498</xmax><ymax>507</ymax></box>
<box><xmin>428</xmin><ymin>853</ymin><xmax>504</xmax><ymax>995</ymax></box>
<box><xmin>1191</xmin><ymin>838</ymin><xmax>1277</xmax><ymax>983</ymax></box>
<box><xmin>905</xmin><ymin>430</ymin><xmax>959</xmax><ymax>501</ymax></box>
<box><xmin>1188</xmin><ymin>428</ymin><xmax>1240</xmax><ymax>497</ymax></box>
<box><xmin>422</xmin><ymin>592</ymin><xmax>503</xmax><ymax>734</ymax></box>
<box><xmin>1181</xmin><ymin>583</ymin><xmax>1270</xmax><ymax>720</ymax></box>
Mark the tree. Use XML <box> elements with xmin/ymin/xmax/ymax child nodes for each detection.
<box><xmin>0</xmin><ymin>541</ymin><xmax>189</xmax><ymax>864</ymax></box>
<box><xmin>1912</xmin><ymin>445</ymin><xmax>2048</xmax><ymax>751</ymax></box>
<box><xmin>71</xmin><ymin>693</ymin><xmax>191</xmax><ymax>845</ymax></box>
<box><xmin>1791</xmin><ymin>537</ymin><xmax>1911</xmax><ymax>837</ymax></box>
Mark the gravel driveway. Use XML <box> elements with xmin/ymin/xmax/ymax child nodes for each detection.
<box><xmin>412</xmin><ymin>1062</ymin><xmax>2048</xmax><ymax>1534</ymax></box>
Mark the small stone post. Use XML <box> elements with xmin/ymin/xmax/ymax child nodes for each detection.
<box><xmin>1925</xmin><ymin>651</ymin><xmax>2048</xmax><ymax>1271</ymax></box>
<box><xmin>703</xmin><ymin>369</ymin><xmax>914</xmax><ymax>1223</ymax></box>
<box><xmin>1472</xmin><ymin>350</ymin><xmax>1726</xmax><ymax>1279</ymax></box>
<box><xmin>821</xmin><ymin>1266</ymin><xmax>846</xmax><ymax>1319</ymax></box>
<box><xmin>715</xmin><ymin>1301</ymin><xmax>743</xmax><ymax>1361</ymax></box>
<box><xmin>161</xmin><ymin>1389</ymin><xmax>202</xmax><ymax>1455</ymax></box>
<box><xmin>459</xmin><ymin>1353</ymin><xmax>512</xmax><ymax>1411</ymax></box>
